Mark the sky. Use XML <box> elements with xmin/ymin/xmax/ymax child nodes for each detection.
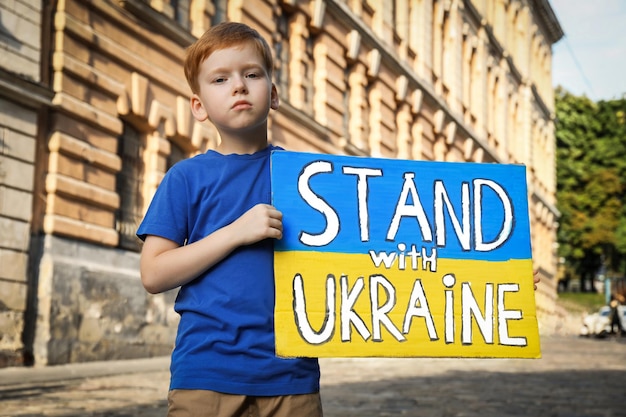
<box><xmin>550</xmin><ymin>0</ymin><xmax>626</xmax><ymax>102</ymax></box>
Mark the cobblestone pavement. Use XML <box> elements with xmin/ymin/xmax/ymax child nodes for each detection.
<box><xmin>1</xmin><ymin>335</ymin><xmax>625</xmax><ymax>417</ymax></box>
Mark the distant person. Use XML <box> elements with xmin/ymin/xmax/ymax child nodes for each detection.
<box><xmin>609</xmin><ymin>298</ymin><xmax>623</xmax><ymax>335</ymax></box>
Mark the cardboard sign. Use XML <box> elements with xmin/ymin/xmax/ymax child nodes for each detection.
<box><xmin>271</xmin><ymin>151</ymin><xmax>540</xmax><ymax>358</ymax></box>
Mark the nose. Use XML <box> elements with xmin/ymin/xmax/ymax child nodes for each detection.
<box><xmin>233</xmin><ymin>75</ymin><xmax>248</xmax><ymax>95</ymax></box>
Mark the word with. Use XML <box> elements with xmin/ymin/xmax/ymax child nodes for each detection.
<box><xmin>292</xmin><ymin>272</ymin><xmax>526</xmax><ymax>347</ymax></box>
<box><xmin>369</xmin><ymin>244</ymin><xmax>438</xmax><ymax>272</ymax></box>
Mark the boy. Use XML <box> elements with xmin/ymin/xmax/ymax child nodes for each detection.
<box><xmin>137</xmin><ymin>22</ymin><xmax>322</xmax><ymax>417</ymax></box>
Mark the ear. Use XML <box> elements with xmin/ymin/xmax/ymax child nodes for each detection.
<box><xmin>190</xmin><ymin>94</ymin><xmax>208</xmax><ymax>122</ymax></box>
<box><xmin>270</xmin><ymin>84</ymin><xmax>279</xmax><ymax>110</ymax></box>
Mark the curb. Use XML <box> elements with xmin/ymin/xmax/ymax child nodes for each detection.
<box><xmin>0</xmin><ymin>356</ymin><xmax>169</xmax><ymax>388</ymax></box>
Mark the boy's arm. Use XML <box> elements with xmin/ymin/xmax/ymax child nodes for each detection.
<box><xmin>140</xmin><ymin>203</ymin><xmax>282</xmax><ymax>294</ymax></box>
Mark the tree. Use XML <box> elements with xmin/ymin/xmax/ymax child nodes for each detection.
<box><xmin>596</xmin><ymin>99</ymin><xmax>626</xmax><ymax>275</ymax></box>
<box><xmin>555</xmin><ymin>88</ymin><xmax>626</xmax><ymax>291</ymax></box>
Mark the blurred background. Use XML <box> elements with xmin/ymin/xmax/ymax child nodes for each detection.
<box><xmin>0</xmin><ymin>0</ymin><xmax>624</xmax><ymax>369</ymax></box>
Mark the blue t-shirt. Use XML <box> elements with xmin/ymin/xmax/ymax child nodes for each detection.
<box><xmin>137</xmin><ymin>145</ymin><xmax>320</xmax><ymax>395</ymax></box>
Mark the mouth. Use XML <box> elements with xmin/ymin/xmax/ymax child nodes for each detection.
<box><xmin>232</xmin><ymin>100</ymin><xmax>252</xmax><ymax>110</ymax></box>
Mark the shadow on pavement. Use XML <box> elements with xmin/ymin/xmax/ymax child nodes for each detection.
<box><xmin>320</xmin><ymin>368</ymin><xmax>626</xmax><ymax>417</ymax></box>
<box><xmin>16</xmin><ymin>367</ymin><xmax>623</xmax><ymax>417</ymax></box>
<box><xmin>0</xmin><ymin>382</ymin><xmax>78</xmax><ymax>401</ymax></box>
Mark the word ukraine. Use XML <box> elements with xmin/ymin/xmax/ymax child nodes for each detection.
<box><xmin>271</xmin><ymin>151</ymin><xmax>540</xmax><ymax>358</ymax></box>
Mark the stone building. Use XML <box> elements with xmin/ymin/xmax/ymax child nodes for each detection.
<box><xmin>0</xmin><ymin>0</ymin><xmax>54</xmax><ymax>366</ymax></box>
<box><xmin>0</xmin><ymin>0</ymin><xmax>563</xmax><ymax>366</ymax></box>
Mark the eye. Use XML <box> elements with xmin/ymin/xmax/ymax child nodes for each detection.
<box><xmin>246</xmin><ymin>72</ymin><xmax>260</xmax><ymax>79</ymax></box>
<box><xmin>213</xmin><ymin>77</ymin><xmax>226</xmax><ymax>84</ymax></box>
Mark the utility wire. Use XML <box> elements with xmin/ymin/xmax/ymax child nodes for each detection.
<box><xmin>560</xmin><ymin>34</ymin><xmax>596</xmax><ymax>98</ymax></box>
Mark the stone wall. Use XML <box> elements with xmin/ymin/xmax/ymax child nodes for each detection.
<box><xmin>32</xmin><ymin>235</ymin><xmax>177</xmax><ymax>365</ymax></box>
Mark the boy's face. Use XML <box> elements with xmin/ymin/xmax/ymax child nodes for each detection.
<box><xmin>190</xmin><ymin>42</ymin><xmax>278</xmax><ymax>144</ymax></box>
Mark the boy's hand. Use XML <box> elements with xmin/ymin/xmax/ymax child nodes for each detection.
<box><xmin>533</xmin><ymin>269</ymin><xmax>540</xmax><ymax>290</ymax></box>
<box><xmin>234</xmin><ymin>203</ymin><xmax>283</xmax><ymax>245</ymax></box>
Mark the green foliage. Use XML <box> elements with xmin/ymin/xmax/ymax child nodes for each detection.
<box><xmin>555</xmin><ymin>88</ymin><xmax>626</xmax><ymax>288</ymax></box>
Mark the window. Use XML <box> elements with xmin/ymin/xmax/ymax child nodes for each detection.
<box><xmin>167</xmin><ymin>140</ymin><xmax>186</xmax><ymax>171</ymax></box>
<box><xmin>276</xmin><ymin>13</ymin><xmax>290</xmax><ymax>102</ymax></box>
<box><xmin>171</xmin><ymin>0</ymin><xmax>190</xmax><ymax>30</ymax></box>
<box><xmin>115</xmin><ymin>123</ymin><xmax>145</xmax><ymax>252</ymax></box>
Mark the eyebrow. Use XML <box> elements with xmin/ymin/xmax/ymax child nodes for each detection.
<box><xmin>207</xmin><ymin>62</ymin><xmax>266</xmax><ymax>74</ymax></box>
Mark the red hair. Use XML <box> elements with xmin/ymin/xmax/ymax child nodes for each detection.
<box><xmin>184</xmin><ymin>22</ymin><xmax>274</xmax><ymax>94</ymax></box>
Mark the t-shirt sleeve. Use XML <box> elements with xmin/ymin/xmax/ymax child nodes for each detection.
<box><xmin>136</xmin><ymin>167</ymin><xmax>189</xmax><ymax>245</ymax></box>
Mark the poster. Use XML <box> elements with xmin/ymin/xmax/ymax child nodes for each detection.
<box><xmin>271</xmin><ymin>150</ymin><xmax>540</xmax><ymax>358</ymax></box>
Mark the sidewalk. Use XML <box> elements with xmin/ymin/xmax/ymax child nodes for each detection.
<box><xmin>0</xmin><ymin>356</ymin><xmax>169</xmax><ymax>388</ymax></box>
<box><xmin>1</xmin><ymin>335</ymin><xmax>625</xmax><ymax>417</ymax></box>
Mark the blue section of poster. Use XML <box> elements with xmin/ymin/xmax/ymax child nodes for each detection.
<box><xmin>271</xmin><ymin>151</ymin><xmax>531</xmax><ymax>261</ymax></box>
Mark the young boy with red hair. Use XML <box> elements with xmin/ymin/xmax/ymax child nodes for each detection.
<box><xmin>137</xmin><ymin>22</ymin><xmax>322</xmax><ymax>417</ymax></box>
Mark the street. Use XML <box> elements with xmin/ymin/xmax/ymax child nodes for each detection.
<box><xmin>1</xmin><ymin>335</ymin><xmax>625</xmax><ymax>417</ymax></box>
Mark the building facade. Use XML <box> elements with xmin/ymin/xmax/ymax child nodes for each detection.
<box><xmin>0</xmin><ymin>0</ymin><xmax>563</xmax><ymax>366</ymax></box>
<box><xmin>0</xmin><ymin>0</ymin><xmax>54</xmax><ymax>366</ymax></box>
